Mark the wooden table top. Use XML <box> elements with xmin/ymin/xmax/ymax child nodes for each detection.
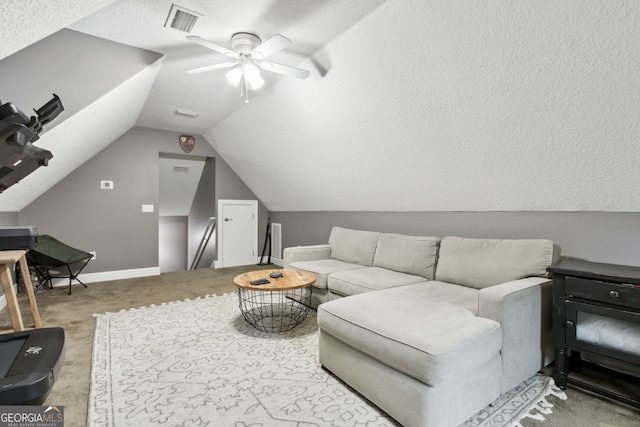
<box><xmin>0</xmin><ymin>250</ymin><xmax>27</xmax><ymax>263</ymax></box>
<box><xmin>233</xmin><ymin>269</ymin><xmax>315</xmax><ymax>291</ymax></box>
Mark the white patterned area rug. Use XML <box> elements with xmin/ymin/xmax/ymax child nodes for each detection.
<box><xmin>89</xmin><ymin>293</ymin><xmax>566</xmax><ymax>427</ymax></box>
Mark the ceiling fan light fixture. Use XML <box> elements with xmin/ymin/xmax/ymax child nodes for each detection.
<box><xmin>225</xmin><ymin>67</ymin><xmax>243</xmax><ymax>87</ymax></box>
<box><xmin>243</xmin><ymin>63</ymin><xmax>264</xmax><ymax>89</ymax></box>
<box><xmin>225</xmin><ymin>63</ymin><xmax>264</xmax><ymax>91</ymax></box>
<box><xmin>244</xmin><ymin>63</ymin><xmax>260</xmax><ymax>79</ymax></box>
<box><xmin>186</xmin><ymin>32</ymin><xmax>309</xmax><ymax>103</ymax></box>
<box><xmin>247</xmin><ymin>74</ymin><xmax>264</xmax><ymax>90</ymax></box>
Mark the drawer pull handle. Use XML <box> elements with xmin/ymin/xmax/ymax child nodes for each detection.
<box><xmin>609</xmin><ymin>290</ymin><xmax>620</xmax><ymax>299</ymax></box>
<box><xmin>565</xmin><ymin>320</ymin><xmax>575</xmax><ymax>328</ymax></box>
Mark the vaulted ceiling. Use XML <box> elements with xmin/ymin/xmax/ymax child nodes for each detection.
<box><xmin>1</xmin><ymin>0</ymin><xmax>639</xmax><ymax>213</ymax></box>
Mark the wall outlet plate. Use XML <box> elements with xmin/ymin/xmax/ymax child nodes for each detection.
<box><xmin>101</xmin><ymin>180</ymin><xmax>114</xmax><ymax>189</ymax></box>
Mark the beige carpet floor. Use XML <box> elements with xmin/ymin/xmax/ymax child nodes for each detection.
<box><xmin>2</xmin><ymin>265</ymin><xmax>639</xmax><ymax>426</ymax></box>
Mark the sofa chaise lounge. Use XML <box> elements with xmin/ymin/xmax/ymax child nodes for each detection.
<box><xmin>283</xmin><ymin>227</ymin><xmax>560</xmax><ymax>427</ymax></box>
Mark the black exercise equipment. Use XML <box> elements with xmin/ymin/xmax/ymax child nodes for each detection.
<box><xmin>0</xmin><ymin>226</ymin><xmax>38</xmax><ymax>250</ymax></box>
<box><xmin>0</xmin><ymin>327</ymin><xmax>65</xmax><ymax>405</ymax></box>
<box><xmin>0</xmin><ymin>95</ymin><xmax>64</xmax><ymax>193</ymax></box>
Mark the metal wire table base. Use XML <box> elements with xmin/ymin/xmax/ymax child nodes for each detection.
<box><xmin>238</xmin><ymin>287</ymin><xmax>311</xmax><ymax>332</ymax></box>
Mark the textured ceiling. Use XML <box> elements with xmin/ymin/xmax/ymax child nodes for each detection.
<box><xmin>68</xmin><ymin>0</ymin><xmax>387</xmax><ymax>134</ymax></box>
<box><xmin>2</xmin><ymin>0</ymin><xmax>639</xmax><ymax>214</ymax></box>
<box><xmin>0</xmin><ymin>0</ymin><xmax>386</xmax><ymax>211</ymax></box>
<box><xmin>207</xmin><ymin>1</ymin><xmax>640</xmax><ymax>212</ymax></box>
<box><xmin>0</xmin><ymin>0</ymin><xmax>117</xmax><ymax>60</ymax></box>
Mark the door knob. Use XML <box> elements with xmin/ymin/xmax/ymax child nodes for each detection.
<box><xmin>224</xmin><ymin>217</ymin><xmax>232</xmax><ymax>222</ymax></box>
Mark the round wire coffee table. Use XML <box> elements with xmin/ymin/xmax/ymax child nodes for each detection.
<box><xmin>233</xmin><ymin>269</ymin><xmax>315</xmax><ymax>332</ymax></box>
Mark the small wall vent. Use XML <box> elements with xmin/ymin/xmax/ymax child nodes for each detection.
<box><xmin>173</xmin><ymin>165</ymin><xmax>190</xmax><ymax>173</ymax></box>
<box><xmin>165</xmin><ymin>4</ymin><xmax>202</xmax><ymax>33</ymax></box>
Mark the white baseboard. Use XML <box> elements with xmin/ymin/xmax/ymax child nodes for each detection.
<box><xmin>213</xmin><ymin>257</ymin><xmax>283</xmax><ymax>269</ymax></box>
<box><xmin>81</xmin><ymin>267</ymin><xmax>161</xmax><ymax>283</ymax></box>
<box><xmin>0</xmin><ymin>267</ymin><xmax>157</xmax><ymax>311</ymax></box>
<box><xmin>48</xmin><ymin>267</ymin><xmax>161</xmax><ymax>288</ymax></box>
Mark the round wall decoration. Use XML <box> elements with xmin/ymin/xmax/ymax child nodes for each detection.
<box><xmin>179</xmin><ymin>135</ymin><xmax>195</xmax><ymax>153</ymax></box>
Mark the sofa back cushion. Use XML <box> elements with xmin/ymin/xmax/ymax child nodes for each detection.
<box><xmin>329</xmin><ymin>227</ymin><xmax>380</xmax><ymax>266</ymax></box>
<box><xmin>373</xmin><ymin>233</ymin><xmax>440</xmax><ymax>279</ymax></box>
<box><xmin>435</xmin><ymin>236</ymin><xmax>558</xmax><ymax>289</ymax></box>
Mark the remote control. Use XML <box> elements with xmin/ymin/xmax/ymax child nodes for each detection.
<box><xmin>269</xmin><ymin>272</ymin><xmax>283</xmax><ymax>278</ymax></box>
<box><xmin>250</xmin><ymin>278</ymin><xmax>270</xmax><ymax>285</ymax></box>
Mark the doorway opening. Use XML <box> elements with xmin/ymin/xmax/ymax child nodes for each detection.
<box><xmin>158</xmin><ymin>153</ymin><xmax>215</xmax><ymax>272</ymax></box>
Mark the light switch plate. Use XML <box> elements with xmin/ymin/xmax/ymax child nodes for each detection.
<box><xmin>142</xmin><ymin>204</ymin><xmax>154</xmax><ymax>213</ymax></box>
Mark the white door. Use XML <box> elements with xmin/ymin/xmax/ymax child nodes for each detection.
<box><xmin>217</xmin><ymin>200</ymin><xmax>258</xmax><ymax>267</ymax></box>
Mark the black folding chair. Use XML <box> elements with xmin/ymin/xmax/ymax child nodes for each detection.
<box><xmin>27</xmin><ymin>235</ymin><xmax>93</xmax><ymax>294</ymax></box>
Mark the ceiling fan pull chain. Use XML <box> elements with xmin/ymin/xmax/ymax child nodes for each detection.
<box><xmin>240</xmin><ymin>74</ymin><xmax>249</xmax><ymax>103</ymax></box>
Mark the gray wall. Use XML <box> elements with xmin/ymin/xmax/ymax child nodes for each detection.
<box><xmin>0</xmin><ymin>212</ymin><xmax>18</xmax><ymax>226</ymax></box>
<box><xmin>159</xmin><ymin>216</ymin><xmax>188</xmax><ymax>273</ymax></box>
<box><xmin>188</xmin><ymin>157</ymin><xmax>216</xmax><ymax>268</ymax></box>
<box><xmin>18</xmin><ymin>126</ymin><xmax>267</xmax><ymax>274</ymax></box>
<box><xmin>0</xmin><ymin>29</ymin><xmax>162</xmax><ymax>133</ymax></box>
<box><xmin>272</xmin><ymin>211</ymin><xmax>640</xmax><ymax>268</ymax></box>
<box><xmin>215</xmin><ymin>152</ymin><xmax>271</xmax><ymax>264</ymax></box>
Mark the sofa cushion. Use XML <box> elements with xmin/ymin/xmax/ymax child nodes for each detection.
<box><xmin>406</xmin><ymin>281</ymin><xmax>481</xmax><ymax>315</ymax></box>
<box><xmin>328</xmin><ymin>267</ymin><xmax>428</xmax><ymax>296</ymax></box>
<box><xmin>328</xmin><ymin>227</ymin><xmax>380</xmax><ymax>266</ymax></box>
<box><xmin>373</xmin><ymin>233</ymin><xmax>439</xmax><ymax>279</ymax></box>
<box><xmin>318</xmin><ymin>286</ymin><xmax>502</xmax><ymax>386</ymax></box>
<box><xmin>435</xmin><ymin>236</ymin><xmax>557</xmax><ymax>289</ymax></box>
<box><xmin>288</xmin><ymin>259</ymin><xmax>365</xmax><ymax>290</ymax></box>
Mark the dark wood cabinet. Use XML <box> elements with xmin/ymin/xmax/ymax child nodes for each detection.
<box><xmin>547</xmin><ymin>258</ymin><xmax>640</xmax><ymax>409</ymax></box>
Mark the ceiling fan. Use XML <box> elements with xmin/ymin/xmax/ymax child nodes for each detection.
<box><xmin>185</xmin><ymin>32</ymin><xmax>310</xmax><ymax>103</ymax></box>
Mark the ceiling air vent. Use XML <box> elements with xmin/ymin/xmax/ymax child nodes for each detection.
<box><xmin>175</xmin><ymin>109</ymin><xmax>199</xmax><ymax>118</ymax></box>
<box><xmin>165</xmin><ymin>4</ymin><xmax>202</xmax><ymax>33</ymax></box>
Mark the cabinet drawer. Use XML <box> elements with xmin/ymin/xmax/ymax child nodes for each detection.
<box><xmin>566</xmin><ymin>276</ymin><xmax>640</xmax><ymax>309</ymax></box>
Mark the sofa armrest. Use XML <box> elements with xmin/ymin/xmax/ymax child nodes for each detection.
<box><xmin>478</xmin><ymin>277</ymin><xmax>554</xmax><ymax>392</ymax></box>
<box><xmin>283</xmin><ymin>244</ymin><xmax>332</xmax><ymax>268</ymax></box>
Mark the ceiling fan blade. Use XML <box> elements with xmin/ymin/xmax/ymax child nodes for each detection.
<box><xmin>250</xmin><ymin>34</ymin><xmax>291</xmax><ymax>59</ymax></box>
<box><xmin>186</xmin><ymin>35</ymin><xmax>238</xmax><ymax>58</ymax></box>
<box><xmin>185</xmin><ymin>61</ymin><xmax>238</xmax><ymax>74</ymax></box>
<box><xmin>258</xmin><ymin>61</ymin><xmax>310</xmax><ymax>79</ymax></box>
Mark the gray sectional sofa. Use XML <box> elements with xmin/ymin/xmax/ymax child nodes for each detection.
<box><xmin>283</xmin><ymin>226</ymin><xmax>560</xmax><ymax>427</ymax></box>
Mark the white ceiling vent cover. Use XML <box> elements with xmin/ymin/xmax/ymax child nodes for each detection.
<box><xmin>175</xmin><ymin>109</ymin><xmax>199</xmax><ymax>118</ymax></box>
<box><xmin>165</xmin><ymin>4</ymin><xmax>202</xmax><ymax>33</ymax></box>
